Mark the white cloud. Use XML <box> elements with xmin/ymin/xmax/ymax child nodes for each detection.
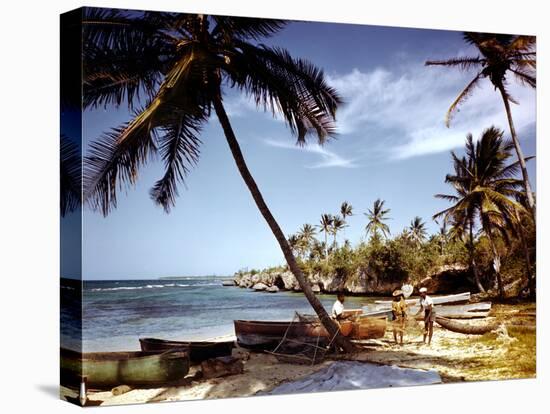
<box><xmin>326</xmin><ymin>61</ymin><xmax>536</xmax><ymax>160</ymax></box>
<box><xmin>264</xmin><ymin>139</ymin><xmax>357</xmax><ymax>169</ymax></box>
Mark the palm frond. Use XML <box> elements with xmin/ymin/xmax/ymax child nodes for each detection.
<box><xmin>445</xmin><ymin>73</ymin><xmax>482</xmax><ymax>127</ymax></box>
<box><xmin>510</xmin><ymin>68</ymin><xmax>536</xmax><ymax>88</ymax></box>
<box><xmin>149</xmin><ymin>114</ymin><xmax>203</xmax><ymax>212</ymax></box>
<box><xmin>212</xmin><ymin>16</ymin><xmax>287</xmax><ymax>41</ymax></box>
<box><xmin>60</xmin><ymin>135</ymin><xmax>82</xmax><ymax>216</ymax></box>
<box><xmin>225</xmin><ymin>43</ymin><xmax>342</xmax><ymax>144</ymax></box>
<box><xmin>425</xmin><ymin>57</ymin><xmax>484</xmax><ymax>70</ymax></box>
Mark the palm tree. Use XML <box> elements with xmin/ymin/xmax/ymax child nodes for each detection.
<box><xmin>330</xmin><ymin>215</ymin><xmax>347</xmax><ymax>248</ymax></box>
<box><xmin>82</xmin><ymin>10</ymin><xmax>353</xmax><ymax>351</ymax></box>
<box><xmin>434</xmin><ymin>127</ymin><xmax>528</xmax><ymax>297</ymax></box>
<box><xmin>340</xmin><ymin>201</ymin><xmax>353</xmax><ymax>239</ymax></box>
<box><xmin>436</xmin><ymin>220</ymin><xmax>449</xmax><ymax>255</ymax></box>
<box><xmin>408</xmin><ymin>216</ymin><xmax>427</xmax><ymax>247</ymax></box>
<box><xmin>426</xmin><ymin>33</ymin><xmax>536</xmax><ymax>218</ymax></box>
<box><xmin>364</xmin><ymin>199</ymin><xmax>391</xmax><ymax>240</ymax></box>
<box><xmin>297</xmin><ymin>223</ymin><xmax>317</xmax><ymax>259</ymax></box>
<box><xmin>318</xmin><ymin>214</ymin><xmax>334</xmax><ymax>262</ymax></box>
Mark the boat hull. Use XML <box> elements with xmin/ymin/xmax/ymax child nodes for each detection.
<box><xmin>60</xmin><ymin>348</ymin><xmax>190</xmax><ymax>389</ymax></box>
<box><xmin>234</xmin><ymin>318</ymin><xmax>385</xmax><ymax>349</ymax></box>
<box><xmin>139</xmin><ymin>338</ymin><xmax>234</xmax><ymax>363</ymax></box>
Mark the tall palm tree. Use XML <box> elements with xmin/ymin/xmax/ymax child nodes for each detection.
<box><xmin>436</xmin><ymin>220</ymin><xmax>449</xmax><ymax>255</ymax></box>
<box><xmin>340</xmin><ymin>201</ymin><xmax>353</xmax><ymax>239</ymax></box>
<box><xmin>426</xmin><ymin>33</ymin><xmax>536</xmax><ymax>218</ymax></box>
<box><xmin>408</xmin><ymin>216</ymin><xmax>427</xmax><ymax>247</ymax></box>
<box><xmin>318</xmin><ymin>214</ymin><xmax>334</xmax><ymax>262</ymax></box>
<box><xmin>364</xmin><ymin>199</ymin><xmax>391</xmax><ymax>240</ymax></box>
<box><xmin>297</xmin><ymin>223</ymin><xmax>317</xmax><ymax>259</ymax></box>
<box><xmin>82</xmin><ymin>10</ymin><xmax>353</xmax><ymax>351</ymax></box>
<box><xmin>434</xmin><ymin>127</ymin><xmax>528</xmax><ymax>297</ymax></box>
<box><xmin>330</xmin><ymin>215</ymin><xmax>347</xmax><ymax>248</ymax></box>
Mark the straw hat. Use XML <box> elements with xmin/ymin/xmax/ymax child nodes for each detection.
<box><xmin>419</xmin><ymin>287</ymin><xmax>428</xmax><ymax>293</ymax></box>
<box><xmin>392</xmin><ymin>289</ymin><xmax>403</xmax><ymax>297</ymax></box>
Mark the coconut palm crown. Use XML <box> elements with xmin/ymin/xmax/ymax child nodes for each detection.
<box><xmin>364</xmin><ymin>198</ymin><xmax>391</xmax><ymax>239</ymax></box>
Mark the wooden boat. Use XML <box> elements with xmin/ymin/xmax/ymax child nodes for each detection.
<box><xmin>60</xmin><ymin>348</ymin><xmax>190</xmax><ymax>389</ymax></box>
<box><xmin>371</xmin><ymin>292</ymin><xmax>471</xmax><ymax>307</ymax></box>
<box><xmin>435</xmin><ymin>316</ymin><xmax>498</xmax><ymax>335</ymax></box>
<box><xmin>139</xmin><ymin>338</ymin><xmax>234</xmax><ymax>363</ymax></box>
<box><xmin>349</xmin><ymin>317</ymin><xmax>387</xmax><ymax>340</ymax></box>
<box><xmin>234</xmin><ymin>317</ymin><xmax>385</xmax><ymax>350</ymax></box>
<box><xmin>362</xmin><ymin>302</ymin><xmax>491</xmax><ymax>320</ymax></box>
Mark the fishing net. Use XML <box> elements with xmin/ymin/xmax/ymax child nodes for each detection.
<box><xmin>268</xmin><ymin>312</ymin><xmax>336</xmax><ymax>365</ymax></box>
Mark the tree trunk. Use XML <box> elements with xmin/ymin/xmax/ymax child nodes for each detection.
<box><xmin>469</xmin><ymin>223</ymin><xmax>485</xmax><ymax>293</ymax></box>
<box><xmin>324</xmin><ymin>232</ymin><xmax>329</xmax><ymax>264</ymax></box>
<box><xmin>498</xmin><ymin>85</ymin><xmax>536</xmax><ymax>219</ymax></box>
<box><xmin>516</xmin><ymin>211</ymin><xmax>535</xmax><ymax>298</ymax></box>
<box><xmin>212</xmin><ymin>95</ymin><xmax>355</xmax><ymax>353</ymax></box>
<box><xmin>487</xmin><ymin>234</ymin><xmax>504</xmax><ymax>298</ymax></box>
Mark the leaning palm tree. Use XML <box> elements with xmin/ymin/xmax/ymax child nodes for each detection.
<box><xmin>318</xmin><ymin>214</ymin><xmax>334</xmax><ymax>262</ymax></box>
<box><xmin>426</xmin><ymin>33</ymin><xmax>536</xmax><ymax>218</ymax></box>
<box><xmin>434</xmin><ymin>126</ymin><xmax>528</xmax><ymax>297</ymax></box>
<box><xmin>364</xmin><ymin>199</ymin><xmax>391</xmax><ymax>240</ymax></box>
<box><xmin>330</xmin><ymin>215</ymin><xmax>347</xmax><ymax>248</ymax></box>
<box><xmin>82</xmin><ymin>10</ymin><xmax>353</xmax><ymax>351</ymax></box>
<box><xmin>408</xmin><ymin>216</ymin><xmax>427</xmax><ymax>247</ymax></box>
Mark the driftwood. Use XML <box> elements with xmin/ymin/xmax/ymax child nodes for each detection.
<box><xmin>200</xmin><ymin>356</ymin><xmax>244</xmax><ymax>379</ymax></box>
<box><xmin>435</xmin><ymin>316</ymin><xmax>498</xmax><ymax>335</ymax></box>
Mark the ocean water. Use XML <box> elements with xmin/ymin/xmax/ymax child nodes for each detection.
<box><xmin>61</xmin><ymin>277</ymin><xmax>378</xmax><ymax>352</ymax></box>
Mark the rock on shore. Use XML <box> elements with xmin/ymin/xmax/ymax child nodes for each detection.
<box><xmin>233</xmin><ymin>263</ymin><xmax>476</xmax><ymax>295</ymax></box>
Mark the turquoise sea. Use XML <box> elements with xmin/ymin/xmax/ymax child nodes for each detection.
<box><xmin>61</xmin><ymin>276</ymin><xmax>378</xmax><ymax>352</ymax></box>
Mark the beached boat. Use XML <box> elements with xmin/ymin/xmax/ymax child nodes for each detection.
<box><xmin>138</xmin><ymin>338</ymin><xmax>234</xmax><ymax>363</ymax></box>
<box><xmin>435</xmin><ymin>316</ymin><xmax>498</xmax><ymax>335</ymax></box>
<box><xmin>234</xmin><ymin>317</ymin><xmax>385</xmax><ymax>349</ymax></box>
<box><xmin>371</xmin><ymin>292</ymin><xmax>471</xmax><ymax>307</ymax></box>
<box><xmin>362</xmin><ymin>302</ymin><xmax>491</xmax><ymax>319</ymax></box>
<box><xmin>60</xmin><ymin>348</ymin><xmax>190</xmax><ymax>389</ymax></box>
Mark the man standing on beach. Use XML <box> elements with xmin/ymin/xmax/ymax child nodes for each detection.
<box><xmin>415</xmin><ymin>287</ymin><xmax>435</xmax><ymax>345</ymax></box>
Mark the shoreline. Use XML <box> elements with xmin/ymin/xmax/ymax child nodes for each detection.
<box><xmin>61</xmin><ymin>302</ymin><xmax>535</xmax><ymax>406</ymax></box>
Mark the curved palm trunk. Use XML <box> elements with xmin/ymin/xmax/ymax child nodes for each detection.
<box><xmin>212</xmin><ymin>95</ymin><xmax>355</xmax><ymax>353</ymax></box>
<box><xmin>498</xmin><ymin>85</ymin><xmax>536</xmax><ymax>220</ymax></box>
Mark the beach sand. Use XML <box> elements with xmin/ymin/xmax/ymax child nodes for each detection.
<box><xmin>60</xmin><ymin>303</ymin><xmax>535</xmax><ymax>406</ymax></box>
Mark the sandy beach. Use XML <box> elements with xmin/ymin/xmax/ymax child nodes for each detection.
<box><xmin>60</xmin><ymin>302</ymin><xmax>535</xmax><ymax>406</ymax></box>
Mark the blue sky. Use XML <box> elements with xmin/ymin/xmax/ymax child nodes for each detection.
<box><xmin>68</xmin><ymin>18</ymin><xmax>536</xmax><ymax>280</ymax></box>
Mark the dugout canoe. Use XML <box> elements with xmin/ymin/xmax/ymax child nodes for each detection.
<box><xmin>435</xmin><ymin>316</ymin><xmax>498</xmax><ymax>335</ymax></box>
<box><xmin>60</xmin><ymin>348</ymin><xmax>190</xmax><ymax>389</ymax></box>
<box><xmin>139</xmin><ymin>338</ymin><xmax>234</xmax><ymax>363</ymax></box>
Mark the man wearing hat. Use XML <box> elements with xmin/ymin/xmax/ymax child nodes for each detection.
<box><xmin>391</xmin><ymin>289</ymin><xmax>407</xmax><ymax>345</ymax></box>
<box><xmin>415</xmin><ymin>287</ymin><xmax>435</xmax><ymax>345</ymax></box>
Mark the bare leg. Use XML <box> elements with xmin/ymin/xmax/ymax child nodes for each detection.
<box><xmin>428</xmin><ymin>322</ymin><xmax>434</xmax><ymax>345</ymax></box>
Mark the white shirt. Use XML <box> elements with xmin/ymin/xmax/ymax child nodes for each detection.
<box><xmin>332</xmin><ymin>300</ymin><xmax>344</xmax><ymax>318</ymax></box>
<box><xmin>419</xmin><ymin>295</ymin><xmax>434</xmax><ymax>309</ymax></box>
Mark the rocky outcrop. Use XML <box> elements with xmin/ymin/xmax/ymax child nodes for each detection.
<box><xmin>419</xmin><ymin>264</ymin><xmax>475</xmax><ymax>294</ymax></box>
<box><xmin>234</xmin><ymin>262</ymin><xmax>474</xmax><ymax>295</ymax></box>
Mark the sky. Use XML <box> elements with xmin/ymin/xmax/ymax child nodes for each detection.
<box><xmin>63</xmin><ymin>15</ymin><xmax>536</xmax><ymax>280</ymax></box>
